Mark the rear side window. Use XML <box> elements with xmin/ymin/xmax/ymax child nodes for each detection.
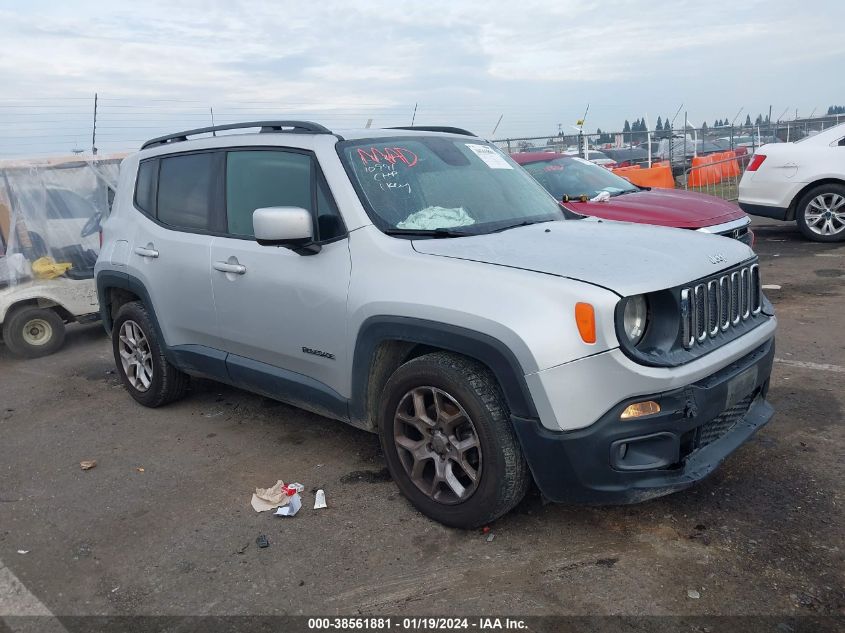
<box><xmin>157</xmin><ymin>153</ymin><xmax>215</xmax><ymax>230</ymax></box>
<box><xmin>134</xmin><ymin>160</ymin><xmax>156</xmax><ymax>215</ymax></box>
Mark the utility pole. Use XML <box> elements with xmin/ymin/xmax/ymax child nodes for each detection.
<box><xmin>730</xmin><ymin>107</ymin><xmax>743</xmax><ymax>150</ymax></box>
<box><xmin>91</xmin><ymin>92</ymin><xmax>98</xmax><ymax>156</ymax></box>
<box><xmin>768</xmin><ymin>105</ymin><xmax>773</xmax><ymax>139</ymax></box>
<box><xmin>210</xmin><ymin>107</ymin><xmax>216</xmax><ymax>134</ymax></box>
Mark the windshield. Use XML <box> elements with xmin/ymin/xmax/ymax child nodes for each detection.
<box><xmin>338</xmin><ymin>137</ymin><xmax>564</xmax><ymax>234</ymax></box>
<box><xmin>794</xmin><ymin>122</ymin><xmax>845</xmax><ymax>145</ymax></box>
<box><xmin>521</xmin><ymin>156</ymin><xmax>638</xmax><ymax>200</ymax></box>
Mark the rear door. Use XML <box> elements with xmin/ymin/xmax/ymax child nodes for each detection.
<box><xmin>129</xmin><ymin>152</ymin><xmax>222</xmax><ymax>354</ymax></box>
<box><xmin>209</xmin><ymin>148</ymin><xmax>351</xmax><ymax>397</ymax></box>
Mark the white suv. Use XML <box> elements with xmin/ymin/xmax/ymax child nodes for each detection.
<box><xmin>96</xmin><ymin>122</ymin><xmax>777</xmax><ymax>527</ymax></box>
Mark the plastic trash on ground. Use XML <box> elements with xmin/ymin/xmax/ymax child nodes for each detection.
<box><xmin>250</xmin><ymin>480</ymin><xmax>305</xmax><ymax>512</ymax></box>
<box><xmin>314</xmin><ymin>489</ymin><xmax>327</xmax><ymax>509</ymax></box>
<box><xmin>275</xmin><ymin>493</ymin><xmax>302</xmax><ymax>517</ymax></box>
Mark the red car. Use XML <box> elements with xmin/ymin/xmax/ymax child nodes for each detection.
<box><xmin>511</xmin><ymin>152</ymin><xmax>753</xmax><ymax>245</ymax></box>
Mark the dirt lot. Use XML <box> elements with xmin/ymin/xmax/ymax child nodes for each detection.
<box><xmin>0</xmin><ymin>218</ymin><xmax>842</xmax><ymax>621</ymax></box>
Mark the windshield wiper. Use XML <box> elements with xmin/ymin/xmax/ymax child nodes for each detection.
<box><xmin>382</xmin><ymin>227</ymin><xmax>473</xmax><ymax>238</ymax></box>
<box><xmin>488</xmin><ymin>219</ymin><xmax>552</xmax><ymax>233</ymax></box>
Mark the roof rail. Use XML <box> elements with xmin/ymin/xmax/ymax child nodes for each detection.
<box><xmin>386</xmin><ymin>126</ymin><xmax>477</xmax><ymax>137</ymax></box>
<box><xmin>141</xmin><ymin>120</ymin><xmax>334</xmax><ymax>150</ymax></box>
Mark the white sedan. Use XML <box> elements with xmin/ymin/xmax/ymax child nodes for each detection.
<box><xmin>739</xmin><ymin>122</ymin><xmax>845</xmax><ymax>241</ymax></box>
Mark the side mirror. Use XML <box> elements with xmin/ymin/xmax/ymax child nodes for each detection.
<box><xmin>253</xmin><ymin>207</ymin><xmax>320</xmax><ymax>254</ymax></box>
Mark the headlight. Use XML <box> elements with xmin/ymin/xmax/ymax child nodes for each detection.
<box><xmin>622</xmin><ymin>295</ymin><xmax>648</xmax><ymax>345</ymax></box>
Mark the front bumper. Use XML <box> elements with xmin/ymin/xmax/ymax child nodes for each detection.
<box><xmin>696</xmin><ymin>217</ymin><xmax>753</xmax><ymax>245</ymax></box>
<box><xmin>512</xmin><ymin>338</ymin><xmax>775</xmax><ymax>504</ymax></box>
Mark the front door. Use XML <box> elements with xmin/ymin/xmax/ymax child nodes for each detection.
<box><xmin>209</xmin><ymin>148</ymin><xmax>351</xmax><ymax>401</ymax></box>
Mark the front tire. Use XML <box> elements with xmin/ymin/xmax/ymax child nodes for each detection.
<box><xmin>378</xmin><ymin>352</ymin><xmax>530</xmax><ymax>528</ymax></box>
<box><xmin>112</xmin><ymin>301</ymin><xmax>188</xmax><ymax>407</ymax></box>
<box><xmin>2</xmin><ymin>306</ymin><xmax>66</xmax><ymax>358</ymax></box>
<box><xmin>795</xmin><ymin>183</ymin><xmax>845</xmax><ymax>242</ymax></box>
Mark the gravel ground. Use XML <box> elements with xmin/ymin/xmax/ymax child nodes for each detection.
<box><xmin>0</xmin><ymin>217</ymin><xmax>842</xmax><ymax>620</ymax></box>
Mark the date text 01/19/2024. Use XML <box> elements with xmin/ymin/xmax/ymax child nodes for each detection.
<box><xmin>306</xmin><ymin>617</ymin><xmax>528</xmax><ymax>630</ymax></box>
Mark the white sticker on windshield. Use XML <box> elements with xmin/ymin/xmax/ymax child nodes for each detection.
<box><xmin>465</xmin><ymin>144</ymin><xmax>513</xmax><ymax>169</ymax></box>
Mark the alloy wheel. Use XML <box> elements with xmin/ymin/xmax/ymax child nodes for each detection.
<box><xmin>118</xmin><ymin>320</ymin><xmax>153</xmax><ymax>392</ymax></box>
<box><xmin>393</xmin><ymin>386</ymin><xmax>482</xmax><ymax>504</ymax></box>
<box><xmin>805</xmin><ymin>193</ymin><xmax>845</xmax><ymax>236</ymax></box>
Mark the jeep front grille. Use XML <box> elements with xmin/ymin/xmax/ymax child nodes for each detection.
<box><xmin>680</xmin><ymin>263</ymin><xmax>761</xmax><ymax>349</ymax></box>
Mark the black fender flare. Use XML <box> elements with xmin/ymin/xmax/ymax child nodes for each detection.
<box><xmin>96</xmin><ymin>270</ymin><xmax>171</xmax><ymax>356</ymax></box>
<box><xmin>350</xmin><ymin>316</ymin><xmax>538</xmax><ymax>423</ymax></box>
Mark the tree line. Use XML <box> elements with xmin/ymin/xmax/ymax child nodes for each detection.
<box><xmin>594</xmin><ymin>105</ymin><xmax>844</xmax><ymax>139</ymax></box>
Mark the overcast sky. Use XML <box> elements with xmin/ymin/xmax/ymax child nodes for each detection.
<box><xmin>1</xmin><ymin>0</ymin><xmax>843</xmax><ymax>156</ymax></box>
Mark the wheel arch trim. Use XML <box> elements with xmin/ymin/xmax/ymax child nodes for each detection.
<box><xmin>350</xmin><ymin>316</ymin><xmax>539</xmax><ymax>427</ymax></box>
<box><xmin>96</xmin><ymin>270</ymin><xmax>173</xmax><ymax>362</ymax></box>
<box><xmin>789</xmin><ymin>178</ymin><xmax>845</xmax><ymax>221</ymax></box>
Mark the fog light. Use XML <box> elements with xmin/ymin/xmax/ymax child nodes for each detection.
<box><xmin>620</xmin><ymin>400</ymin><xmax>661</xmax><ymax>420</ymax></box>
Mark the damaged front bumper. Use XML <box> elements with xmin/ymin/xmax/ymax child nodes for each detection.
<box><xmin>512</xmin><ymin>339</ymin><xmax>775</xmax><ymax>504</ymax></box>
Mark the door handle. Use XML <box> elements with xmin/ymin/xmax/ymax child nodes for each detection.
<box><xmin>134</xmin><ymin>244</ymin><xmax>159</xmax><ymax>258</ymax></box>
<box><xmin>213</xmin><ymin>261</ymin><xmax>246</xmax><ymax>275</ymax></box>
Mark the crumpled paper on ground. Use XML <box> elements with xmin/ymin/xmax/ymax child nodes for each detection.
<box><xmin>251</xmin><ymin>480</ymin><xmax>290</xmax><ymax>513</ymax></box>
<box><xmin>397</xmin><ymin>206</ymin><xmax>475</xmax><ymax>230</ymax></box>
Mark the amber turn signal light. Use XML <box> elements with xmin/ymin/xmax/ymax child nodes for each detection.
<box><xmin>620</xmin><ymin>400</ymin><xmax>661</xmax><ymax>420</ymax></box>
<box><xmin>575</xmin><ymin>302</ymin><xmax>596</xmax><ymax>344</ymax></box>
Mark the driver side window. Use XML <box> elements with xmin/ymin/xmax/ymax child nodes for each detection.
<box><xmin>225</xmin><ymin>150</ymin><xmax>345</xmax><ymax>241</ymax></box>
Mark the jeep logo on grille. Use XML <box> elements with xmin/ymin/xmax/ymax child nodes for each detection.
<box><xmin>709</xmin><ymin>253</ymin><xmax>727</xmax><ymax>264</ymax></box>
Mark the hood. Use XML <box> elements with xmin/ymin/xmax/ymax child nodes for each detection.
<box><xmin>563</xmin><ymin>189</ymin><xmax>745</xmax><ymax>229</ymax></box>
<box><xmin>412</xmin><ymin>219</ymin><xmax>755</xmax><ymax>297</ymax></box>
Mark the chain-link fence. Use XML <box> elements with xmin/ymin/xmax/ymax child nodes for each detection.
<box><xmin>491</xmin><ymin>115</ymin><xmax>844</xmax><ymax>201</ymax></box>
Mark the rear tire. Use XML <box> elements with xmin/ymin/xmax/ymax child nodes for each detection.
<box><xmin>2</xmin><ymin>306</ymin><xmax>66</xmax><ymax>358</ymax></box>
<box><xmin>112</xmin><ymin>301</ymin><xmax>188</xmax><ymax>407</ymax></box>
<box><xmin>378</xmin><ymin>352</ymin><xmax>530</xmax><ymax>528</ymax></box>
<box><xmin>795</xmin><ymin>183</ymin><xmax>845</xmax><ymax>242</ymax></box>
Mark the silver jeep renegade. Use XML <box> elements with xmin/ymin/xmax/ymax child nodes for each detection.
<box><xmin>95</xmin><ymin>121</ymin><xmax>777</xmax><ymax>528</ymax></box>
